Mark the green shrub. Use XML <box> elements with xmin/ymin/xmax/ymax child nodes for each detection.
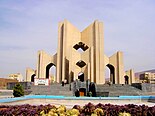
<box><xmin>13</xmin><ymin>83</ymin><xmax>24</xmax><ymax>97</ymax></box>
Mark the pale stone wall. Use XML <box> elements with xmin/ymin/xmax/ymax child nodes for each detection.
<box><xmin>125</xmin><ymin>69</ymin><xmax>135</xmax><ymax>84</ymax></box>
<box><xmin>26</xmin><ymin>68</ymin><xmax>36</xmax><ymax>82</ymax></box>
<box><xmin>117</xmin><ymin>51</ymin><xmax>125</xmax><ymax>84</ymax></box>
<box><xmin>57</xmin><ymin>20</ymin><xmax>81</xmax><ymax>82</ymax></box>
<box><xmin>108</xmin><ymin>52</ymin><xmax>125</xmax><ymax>84</ymax></box>
<box><xmin>81</xmin><ymin>21</ymin><xmax>105</xmax><ymax>84</ymax></box>
<box><xmin>35</xmin><ymin>50</ymin><xmax>57</xmax><ymax>80</ymax></box>
<box><xmin>109</xmin><ymin>53</ymin><xmax>118</xmax><ymax>84</ymax></box>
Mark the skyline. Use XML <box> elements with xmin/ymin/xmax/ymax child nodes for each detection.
<box><xmin>0</xmin><ymin>0</ymin><xmax>155</xmax><ymax>78</ymax></box>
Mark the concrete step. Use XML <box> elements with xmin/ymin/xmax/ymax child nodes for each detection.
<box><xmin>96</xmin><ymin>84</ymin><xmax>143</xmax><ymax>96</ymax></box>
<box><xmin>29</xmin><ymin>84</ymin><xmax>72</xmax><ymax>96</ymax></box>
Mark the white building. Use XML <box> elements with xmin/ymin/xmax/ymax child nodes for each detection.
<box><xmin>140</xmin><ymin>72</ymin><xmax>155</xmax><ymax>84</ymax></box>
<box><xmin>8</xmin><ymin>73</ymin><xmax>23</xmax><ymax>82</ymax></box>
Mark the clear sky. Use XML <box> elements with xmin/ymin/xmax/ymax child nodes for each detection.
<box><xmin>0</xmin><ymin>0</ymin><xmax>155</xmax><ymax>78</ymax></box>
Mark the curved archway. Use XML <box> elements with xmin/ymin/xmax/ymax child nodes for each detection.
<box><xmin>46</xmin><ymin>63</ymin><xmax>56</xmax><ymax>82</ymax></box>
<box><xmin>124</xmin><ymin>75</ymin><xmax>129</xmax><ymax>84</ymax></box>
<box><xmin>106</xmin><ymin>64</ymin><xmax>115</xmax><ymax>84</ymax></box>
<box><xmin>31</xmin><ymin>74</ymin><xmax>36</xmax><ymax>82</ymax></box>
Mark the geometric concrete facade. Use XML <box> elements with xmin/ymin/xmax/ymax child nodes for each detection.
<box><xmin>26</xmin><ymin>20</ymin><xmax>135</xmax><ymax>84</ymax></box>
<box><xmin>125</xmin><ymin>69</ymin><xmax>135</xmax><ymax>85</ymax></box>
<box><xmin>26</xmin><ymin>68</ymin><xmax>36</xmax><ymax>82</ymax></box>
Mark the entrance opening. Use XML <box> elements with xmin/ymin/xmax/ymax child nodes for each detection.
<box><xmin>105</xmin><ymin>67</ymin><xmax>110</xmax><ymax>84</ymax></box>
<box><xmin>78</xmin><ymin>72</ymin><xmax>84</xmax><ymax>82</ymax></box>
<box><xmin>106</xmin><ymin>64</ymin><xmax>115</xmax><ymax>84</ymax></box>
<box><xmin>79</xmin><ymin>88</ymin><xmax>86</xmax><ymax>96</ymax></box>
<box><xmin>124</xmin><ymin>75</ymin><xmax>129</xmax><ymax>84</ymax></box>
<box><xmin>89</xmin><ymin>82</ymin><xmax>96</xmax><ymax>97</ymax></box>
<box><xmin>46</xmin><ymin>63</ymin><xmax>56</xmax><ymax>83</ymax></box>
<box><xmin>31</xmin><ymin>74</ymin><xmax>36</xmax><ymax>82</ymax></box>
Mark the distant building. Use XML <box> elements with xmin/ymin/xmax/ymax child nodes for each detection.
<box><xmin>139</xmin><ymin>72</ymin><xmax>155</xmax><ymax>84</ymax></box>
<box><xmin>0</xmin><ymin>78</ymin><xmax>18</xmax><ymax>89</ymax></box>
<box><xmin>8</xmin><ymin>73</ymin><xmax>23</xmax><ymax>82</ymax></box>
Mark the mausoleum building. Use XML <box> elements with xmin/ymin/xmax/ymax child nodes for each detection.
<box><xmin>26</xmin><ymin>20</ymin><xmax>135</xmax><ymax>85</ymax></box>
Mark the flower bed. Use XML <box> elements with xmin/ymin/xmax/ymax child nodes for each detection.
<box><xmin>0</xmin><ymin>103</ymin><xmax>155</xmax><ymax>116</ymax></box>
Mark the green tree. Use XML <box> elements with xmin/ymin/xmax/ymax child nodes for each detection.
<box><xmin>13</xmin><ymin>83</ymin><xmax>24</xmax><ymax>97</ymax></box>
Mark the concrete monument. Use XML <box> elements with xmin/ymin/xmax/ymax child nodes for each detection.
<box><xmin>26</xmin><ymin>20</ymin><xmax>135</xmax><ymax>84</ymax></box>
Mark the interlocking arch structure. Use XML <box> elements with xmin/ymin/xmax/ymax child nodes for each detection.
<box><xmin>26</xmin><ymin>20</ymin><xmax>135</xmax><ymax>84</ymax></box>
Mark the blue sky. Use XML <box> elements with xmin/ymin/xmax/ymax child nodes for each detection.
<box><xmin>0</xmin><ymin>0</ymin><xmax>155</xmax><ymax>78</ymax></box>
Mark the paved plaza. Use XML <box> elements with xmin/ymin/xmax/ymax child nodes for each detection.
<box><xmin>0</xmin><ymin>98</ymin><xmax>154</xmax><ymax>109</ymax></box>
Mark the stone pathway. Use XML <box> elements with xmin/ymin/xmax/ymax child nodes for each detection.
<box><xmin>0</xmin><ymin>99</ymin><xmax>154</xmax><ymax>108</ymax></box>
